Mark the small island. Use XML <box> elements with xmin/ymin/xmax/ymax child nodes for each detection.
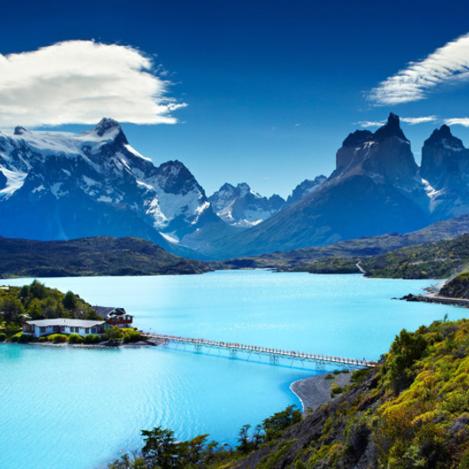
<box><xmin>0</xmin><ymin>280</ymin><xmax>153</xmax><ymax>346</ymax></box>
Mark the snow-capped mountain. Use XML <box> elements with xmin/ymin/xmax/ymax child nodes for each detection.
<box><xmin>286</xmin><ymin>176</ymin><xmax>326</xmax><ymax>205</ymax></box>
<box><xmin>0</xmin><ymin>118</ymin><xmax>225</xmax><ymax>254</ymax></box>
<box><xmin>209</xmin><ymin>182</ymin><xmax>285</xmax><ymax>227</ymax></box>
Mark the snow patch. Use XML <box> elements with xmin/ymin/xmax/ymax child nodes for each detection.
<box><xmin>0</xmin><ymin>166</ymin><xmax>27</xmax><ymax>198</ymax></box>
<box><xmin>160</xmin><ymin>232</ymin><xmax>180</xmax><ymax>244</ymax></box>
<box><xmin>124</xmin><ymin>144</ymin><xmax>152</xmax><ymax>162</ymax></box>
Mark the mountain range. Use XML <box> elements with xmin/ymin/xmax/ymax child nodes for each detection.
<box><xmin>1</xmin><ymin>113</ymin><xmax>468</xmax><ymax>259</ymax></box>
<box><xmin>212</xmin><ymin>113</ymin><xmax>469</xmax><ymax>257</ymax></box>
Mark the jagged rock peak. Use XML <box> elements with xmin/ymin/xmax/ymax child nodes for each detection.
<box><xmin>425</xmin><ymin>124</ymin><xmax>464</xmax><ymax>148</ymax></box>
<box><xmin>342</xmin><ymin>130</ymin><xmax>373</xmax><ymax>147</ymax></box>
<box><xmin>14</xmin><ymin>126</ymin><xmax>28</xmax><ymax>136</ymax></box>
<box><xmin>95</xmin><ymin>117</ymin><xmax>120</xmax><ymax>135</ymax></box>
<box><xmin>373</xmin><ymin>113</ymin><xmax>408</xmax><ymax>142</ymax></box>
<box><xmin>94</xmin><ymin>117</ymin><xmax>128</xmax><ymax>144</ymax></box>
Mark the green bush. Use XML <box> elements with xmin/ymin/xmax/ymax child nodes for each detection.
<box><xmin>330</xmin><ymin>383</ymin><xmax>343</xmax><ymax>397</ymax></box>
<box><xmin>68</xmin><ymin>333</ymin><xmax>84</xmax><ymax>344</ymax></box>
<box><xmin>122</xmin><ymin>328</ymin><xmax>143</xmax><ymax>343</ymax></box>
<box><xmin>0</xmin><ymin>332</ymin><xmax>6</xmax><ymax>342</ymax></box>
<box><xmin>83</xmin><ymin>334</ymin><xmax>102</xmax><ymax>344</ymax></box>
<box><xmin>10</xmin><ymin>332</ymin><xmax>33</xmax><ymax>343</ymax></box>
<box><xmin>105</xmin><ymin>326</ymin><xmax>124</xmax><ymax>342</ymax></box>
<box><xmin>47</xmin><ymin>333</ymin><xmax>68</xmax><ymax>343</ymax></box>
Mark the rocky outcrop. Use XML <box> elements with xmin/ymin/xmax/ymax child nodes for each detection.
<box><xmin>286</xmin><ymin>175</ymin><xmax>326</xmax><ymax>205</ymax></box>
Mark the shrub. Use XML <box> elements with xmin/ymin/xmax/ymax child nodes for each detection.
<box><xmin>105</xmin><ymin>326</ymin><xmax>124</xmax><ymax>342</ymax></box>
<box><xmin>351</xmin><ymin>368</ymin><xmax>370</xmax><ymax>384</ymax></box>
<box><xmin>83</xmin><ymin>334</ymin><xmax>102</xmax><ymax>344</ymax></box>
<box><xmin>0</xmin><ymin>332</ymin><xmax>6</xmax><ymax>342</ymax></box>
<box><xmin>122</xmin><ymin>328</ymin><xmax>143</xmax><ymax>343</ymax></box>
<box><xmin>48</xmin><ymin>333</ymin><xmax>68</xmax><ymax>343</ymax></box>
<box><xmin>68</xmin><ymin>333</ymin><xmax>84</xmax><ymax>344</ymax></box>
<box><xmin>330</xmin><ymin>383</ymin><xmax>343</xmax><ymax>397</ymax></box>
<box><xmin>10</xmin><ymin>332</ymin><xmax>33</xmax><ymax>343</ymax></box>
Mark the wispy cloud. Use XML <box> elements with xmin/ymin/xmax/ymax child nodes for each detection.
<box><xmin>445</xmin><ymin>117</ymin><xmax>469</xmax><ymax>127</ymax></box>
<box><xmin>358</xmin><ymin>116</ymin><xmax>437</xmax><ymax>128</ymax></box>
<box><xmin>0</xmin><ymin>40</ymin><xmax>186</xmax><ymax>127</ymax></box>
<box><xmin>357</xmin><ymin>120</ymin><xmax>385</xmax><ymax>128</ymax></box>
<box><xmin>369</xmin><ymin>33</ymin><xmax>469</xmax><ymax>105</ymax></box>
<box><xmin>401</xmin><ymin>116</ymin><xmax>437</xmax><ymax>125</ymax></box>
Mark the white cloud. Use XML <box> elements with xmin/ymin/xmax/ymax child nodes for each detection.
<box><xmin>358</xmin><ymin>120</ymin><xmax>385</xmax><ymax>128</ymax></box>
<box><xmin>444</xmin><ymin>117</ymin><xmax>469</xmax><ymax>127</ymax></box>
<box><xmin>369</xmin><ymin>33</ymin><xmax>469</xmax><ymax>105</ymax></box>
<box><xmin>400</xmin><ymin>116</ymin><xmax>437</xmax><ymax>125</ymax></box>
<box><xmin>0</xmin><ymin>40</ymin><xmax>186</xmax><ymax>127</ymax></box>
<box><xmin>358</xmin><ymin>116</ymin><xmax>436</xmax><ymax>128</ymax></box>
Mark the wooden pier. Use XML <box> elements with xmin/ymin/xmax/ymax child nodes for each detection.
<box><xmin>146</xmin><ymin>333</ymin><xmax>378</xmax><ymax>369</ymax></box>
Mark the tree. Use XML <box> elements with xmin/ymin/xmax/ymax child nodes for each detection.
<box><xmin>62</xmin><ymin>291</ymin><xmax>78</xmax><ymax>310</ymax></box>
<box><xmin>237</xmin><ymin>424</ymin><xmax>252</xmax><ymax>453</ymax></box>
<box><xmin>29</xmin><ymin>280</ymin><xmax>47</xmax><ymax>300</ymax></box>
<box><xmin>252</xmin><ymin>424</ymin><xmax>264</xmax><ymax>448</ymax></box>
<box><xmin>262</xmin><ymin>405</ymin><xmax>302</xmax><ymax>441</ymax></box>
<box><xmin>386</xmin><ymin>329</ymin><xmax>428</xmax><ymax>394</ymax></box>
<box><xmin>141</xmin><ymin>427</ymin><xmax>177</xmax><ymax>467</ymax></box>
<box><xmin>0</xmin><ymin>297</ymin><xmax>25</xmax><ymax>323</ymax></box>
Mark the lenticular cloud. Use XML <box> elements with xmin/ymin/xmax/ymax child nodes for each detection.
<box><xmin>369</xmin><ymin>33</ymin><xmax>469</xmax><ymax>105</ymax></box>
<box><xmin>0</xmin><ymin>40</ymin><xmax>186</xmax><ymax>127</ymax></box>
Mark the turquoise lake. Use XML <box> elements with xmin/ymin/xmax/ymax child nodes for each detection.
<box><xmin>0</xmin><ymin>270</ymin><xmax>467</xmax><ymax>469</ymax></box>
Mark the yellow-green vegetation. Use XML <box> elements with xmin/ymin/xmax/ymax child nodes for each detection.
<box><xmin>440</xmin><ymin>271</ymin><xmax>469</xmax><ymax>299</ymax></box>
<box><xmin>104</xmin><ymin>327</ymin><xmax>143</xmax><ymax>344</ymax></box>
<box><xmin>0</xmin><ymin>280</ymin><xmax>98</xmax><ymax>341</ymax></box>
<box><xmin>109</xmin><ymin>319</ymin><xmax>469</xmax><ymax>468</ymax></box>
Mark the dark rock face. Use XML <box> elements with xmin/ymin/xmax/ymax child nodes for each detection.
<box><xmin>286</xmin><ymin>175</ymin><xmax>327</xmax><ymax>205</ymax></box>
<box><xmin>421</xmin><ymin>125</ymin><xmax>467</xmax><ymax>186</ymax></box>
<box><xmin>421</xmin><ymin>125</ymin><xmax>469</xmax><ymax>218</ymax></box>
<box><xmin>335</xmin><ymin>113</ymin><xmax>421</xmax><ymax>193</ymax></box>
<box><xmin>0</xmin><ymin>170</ymin><xmax>6</xmax><ymax>190</ymax></box>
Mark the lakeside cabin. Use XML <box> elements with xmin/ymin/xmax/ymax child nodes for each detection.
<box><xmin>23</xmin><ymin>319</ymin><xmax>107</xmax><ymax>338</ymax></box>
<box><xmin>93</xmin><ymin>307</ymin><xmax>133</xmax><ymax>327</ymax></box>
<box><xmin>23</xmin><ymin>307</ymin><xmax>133</xmax><ymax>338</ymax></box>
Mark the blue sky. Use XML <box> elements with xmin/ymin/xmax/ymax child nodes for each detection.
<box><xmin>2</xmin><ymin>0</ymin><xmax>469</xmax><ymax>197</ymax></box>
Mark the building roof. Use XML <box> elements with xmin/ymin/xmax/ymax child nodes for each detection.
<box><xmin>26</xmin><ymin>318</ymin><xmax>105</xmax><ymax>328</ymax></box>
<box><xmin>93</xmin><ymin>306</ymin><xmax>129</xmax><ymax>319</ymax></box>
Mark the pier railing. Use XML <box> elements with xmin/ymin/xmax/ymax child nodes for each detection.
<box><xmin>146</xmin><ymin>333</ymin><xmax>378</xmax><ymax>369</ymax></box>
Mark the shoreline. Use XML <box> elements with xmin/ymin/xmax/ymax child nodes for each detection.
<box><xmin>401</xmin><ymin>293</ymin><xmax>469</xmax><ymax>308</ymax></box>
<box><xmin>290</xmin><ymin>371</ymin><xmax>352</xmax><ymax>413</ymax></box>
<box><xmin>2</xmin><ymin>338</ymin><xmax>161</xmax><ymax>349</ymax></box>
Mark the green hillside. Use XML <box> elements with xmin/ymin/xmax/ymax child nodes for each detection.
<box><xmin>109</xmin><ymin>318</ymin><xmax>469</xmax><ymax>468</ymax></box>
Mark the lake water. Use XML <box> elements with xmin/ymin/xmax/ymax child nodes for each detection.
<box><xmin>0</xmin><ymin>271</ymin><xmax>466</xmax><ymax>469</ymax></box>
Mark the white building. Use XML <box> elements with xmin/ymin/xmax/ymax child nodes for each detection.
<box><xmin>23</xmin><ymin>319</ymin><xmax>107</xmax><ymax>337</ymax></box>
